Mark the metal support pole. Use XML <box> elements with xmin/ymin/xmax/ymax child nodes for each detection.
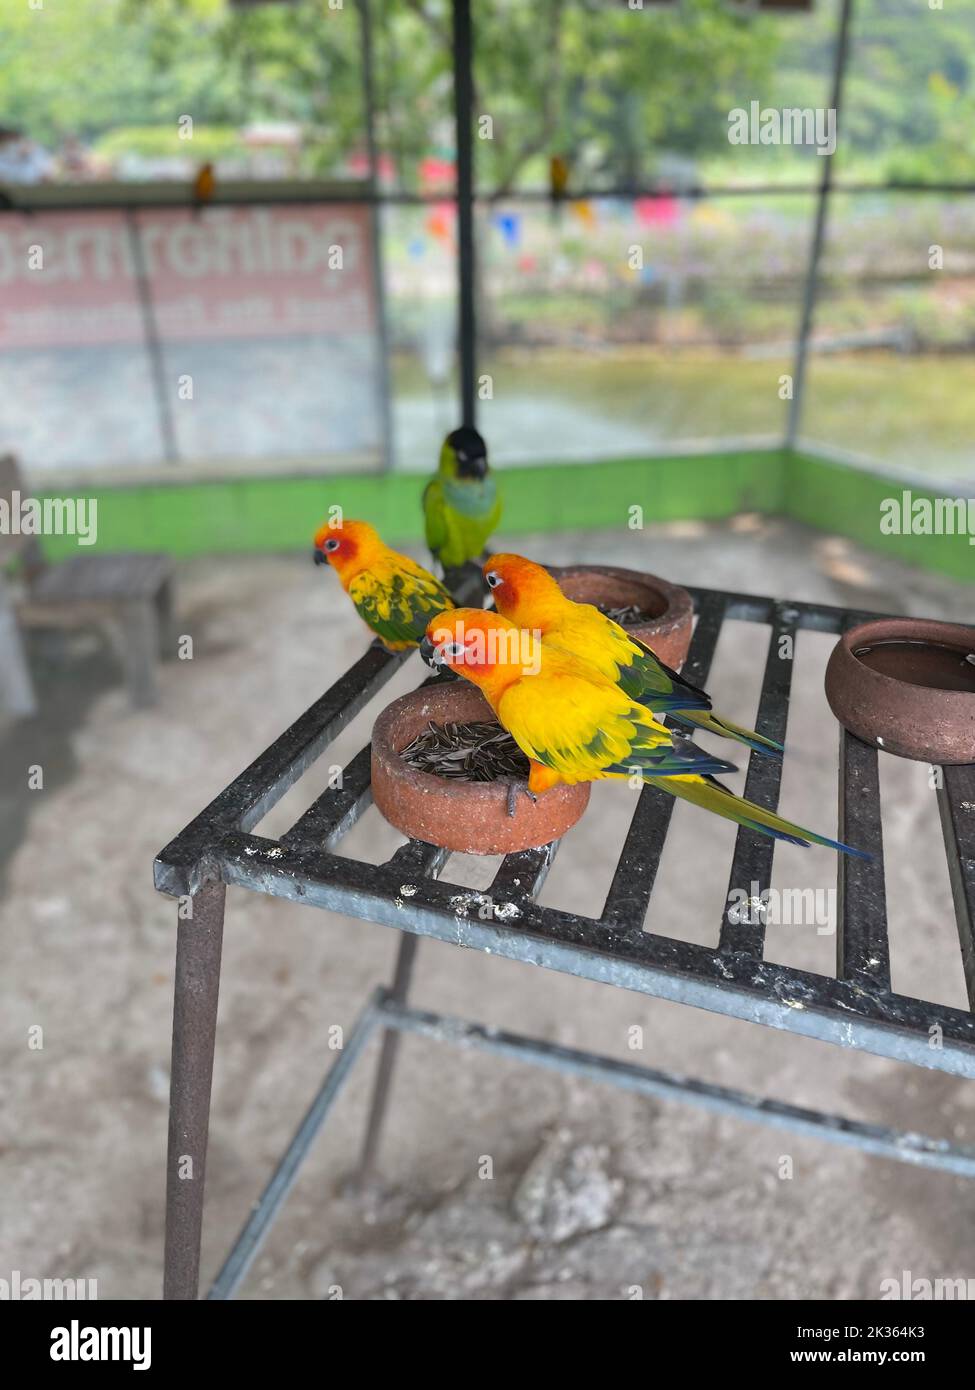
<box><xmin>357</xmin><ymin>0</ymin><xmax>396</xmax><ymax>472</ymax></box>
<box><xmin>125</xmin><ymin>211</ymin><xmax>180</xmax><ymax>464</ymax></box>
<box><xmin>378</xmin><ymin>1000</ymin><xmax>975</xmax><ymax>1179</ymax></box>
<box><xmin>357</xmin><ymin>933</ymin><xmax>419</xmax><ymax>1175</ymax></box>
<box><xmin>452</xmin><ymin>0</ymin><xmax>477</xmax><ymax>429</ymax></box>
<box><xmin>0</xmin><ymin>570</ymin><xmax>37</xmax><ymax>718</ymax></box>
<box><xmin>163</xmin><ymin>880</ymin><xmax>226</xmax><ymax>1300</ymax></box>
<box><xmin>785</xmin><ymin>0</ymin><xmax>855</xmax><ymax>449</ymax></box>
<box><xmin>208</xmin><ymin>994</ymin><xmax>381</xmax><ymax>1300</ymax></box>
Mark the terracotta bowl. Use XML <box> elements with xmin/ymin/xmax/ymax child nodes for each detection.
<box><xmin>825</xmin><ymin>617</ymin><xmax>975</xmax><ymax>764</ymax></box>
<box><xmin>547</xmin><ymin>564</ymin><xmax>694</xmax><ymax>670</ymax></box>
<box><xmin>371</xmin><ymin>682</ymin><xmax>590</xmax><ymax>855</ymax></box>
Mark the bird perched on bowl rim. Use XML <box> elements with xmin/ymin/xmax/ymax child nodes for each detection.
<box><xmin>421</xmin><ymin>607</ymin><xmax>867</xmax><ymax>857</ymax></box>
<box><xmin>314</xmin><ymin>517</ymin><xmax>454</xmax><ymax>652</ymax></box>
<box><xmin>423</xmin><ymin>426</ymin><xmax>502</xmax><ymax>571</ymax></box>
<box><xmin>483</xmin><ymin>552</ymin><xmax>782</xmax><ymax>759</ymax></box>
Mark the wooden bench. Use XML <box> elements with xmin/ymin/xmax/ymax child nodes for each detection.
<box><xmin>0</xmin><ymin>456</ymin><xmax>175</xmax><ymax>714</ymax></box>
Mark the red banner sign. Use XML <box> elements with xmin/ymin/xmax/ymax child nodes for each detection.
<box><xmin>0</xmin><ymin>204</ymin><xmax>377</xmax><ymax>348</ymax></box>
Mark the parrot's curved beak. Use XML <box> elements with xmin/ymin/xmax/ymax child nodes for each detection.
<box><xmin>313</xmin><ymin>546</ymin><xmax>327</xmax><ymax>565</ymax></box>
<box><xmin>419</xmin><ymin>635</ymin><xmax>441</xmax><ymax>668</ymax></box>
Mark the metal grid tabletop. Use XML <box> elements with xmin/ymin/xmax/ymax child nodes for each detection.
<box><xmin>155</xmin><ymin>584</ymin><xmax>975</xmax><ymax>1076</ymax></box>
<box><xmin>153</xmin><ymin>582</ymin><xmax>975</xmax><ymax>1298</ymax></box>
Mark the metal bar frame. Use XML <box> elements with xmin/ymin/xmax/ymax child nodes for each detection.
<box><xmin>163</xmin><ymin>881</ymin><xmax>226</xmax><ymax>1300</ymax></box>
<box><xmin>204</xmin><ymin>986</ymin><xmax>975</xmax><ymax>1301</ymax></box>
<box><xmin>356</xmin><ymin>0</ymin><xmax>396</xmax><ymax>473</ymax></box>
<box><xmin>125</xmin><ymin>211</ymin><xmax>180</xmax><ymax>465</ymax></box>
<box><xmin>453</xmin><ymin>0</ymin><xmax>477</xmax><ymax>428</ymax></box>
<box><xmin>357</xmin><ymin>931</ymin><xmax>420</xmax><ymax>1176</ymax></box>
<box><xmin>786</xmin><ymin>0</ymin><xmax>855</xmax><ymax>446</ymax></box>
<box><xmin>155</xmin><ymin>583</ymin><xmax>975</xmax><ymax>1298</ymax></box>
<box><xmin>6</xmin><ymin>182</ymin><xmax>975</xmax><ymax>217</ymax></box>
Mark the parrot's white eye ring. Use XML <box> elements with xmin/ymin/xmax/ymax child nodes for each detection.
<box><xmin>485</xmin><ymin>571</ymin><xmax>501</xmax><ymax>589</ymax></box>
<box><xmin>435</xmin><ymin>641</ymin><xmax>465</xmax><ymax>661</ymax></box>
<box><xmin>323</xmin><ymin>537</ymin><xmax>340</xmax><ymax>553</ymax></box>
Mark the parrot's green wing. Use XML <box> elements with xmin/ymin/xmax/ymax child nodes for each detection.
<box><xmin>618</xmin><ymin>645</ymin><xmax>711</xmax><ymax>709</ymax></box>
<box><xmin>552</xmin><ymin>605</ymin><xmax>710</xmax><ymax>711</ymax></box>
<box><xmin>349</xmin><ymin>565</ymin><xmax>453</xmax><ymax>649</ymax></box>
<box><xmin>423</xmin><ymin>478</ymin><xmax>450</xmax><ymax>566</ymax></box>
<box><xmin>497</xmin><ymin>669</ymin><xmax>736</xmax><ymax>783</ymax></box>
<box><xmin>620</xmin><ymin>636</ymin><xmax>783</xmax><ymax>757</ymax></box>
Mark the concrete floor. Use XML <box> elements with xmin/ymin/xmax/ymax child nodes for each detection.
<box><xmin>1</xmin><ymin>514</ymin><xmax>974</xmax><ymax>1301</ymax></box>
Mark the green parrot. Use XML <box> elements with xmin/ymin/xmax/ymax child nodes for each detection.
<box><xmin>423</xmin><ymin>426</ymin><xmax>502</xmax><ymax>570</ymax></box>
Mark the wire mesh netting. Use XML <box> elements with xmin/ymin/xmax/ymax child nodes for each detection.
<box><xmin>0</xmin><ymin>0</ymin><xmax>972</xmax><ymax>482</ymax></box>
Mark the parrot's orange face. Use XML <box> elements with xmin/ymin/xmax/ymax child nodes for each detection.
<box><xmin>313</xmin><ymin>518</ymin><xmax>377</xmax><ymax>576</ymax></box>
<box><xmin>421</xmin><ymin>608</ymin><xmax>541</xmax><ymax>691</ymax></box>
<box><xmin>482</xmin><ymin>553</ymin><xmax>564</xmax><ymax>629</ymax></box>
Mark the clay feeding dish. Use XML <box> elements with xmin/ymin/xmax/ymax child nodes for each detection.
<box><xmin>547</xmin><ymin>563</ymin><xmax>694</xmax><ymax>670</ymax></box>
<box><xmin>371</xmin><ymin>682</ymin><xmax>590</xmax><ymax>855</ymax></box>
<box><xmin>825</xmin><ymin>617</ymin><xmax>975</xmax><ymax>764</ymax></box>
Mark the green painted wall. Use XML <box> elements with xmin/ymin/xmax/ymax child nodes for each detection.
<box><xmin>36</xmin><ymin>448</ymin><xmax>787</xmax><ymax>559</ymax></box>
<box><xmin>787</xmin><ymin>452</ymin><xmax>975</xmax><ymax>585</ymax></box>
<box><xmin>32</xmin><ymin>446</ymin><xmax>973</xmax><ymax>583</ymax></box>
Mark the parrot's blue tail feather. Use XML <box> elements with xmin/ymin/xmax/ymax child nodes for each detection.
<box><xmin>671</xmin><ymin>711</ymin><xmax>785</xmax><ymax>759</ymax></box>
<box><xmin>649</xmin><ymin>775</ymin><xmax>872</xmax><ymax>860</ymax></box>
<box><xmin>740</xmin><ymin>816</ymin><xmax>872</xmax><ymax>859</ymax></box>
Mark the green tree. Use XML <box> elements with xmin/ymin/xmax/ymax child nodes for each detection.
<box><xmin>2</xmin><ymin>0</ymin><xmax>972</xmax><ymax>187</ymax></box>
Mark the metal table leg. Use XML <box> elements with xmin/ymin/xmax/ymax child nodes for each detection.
<box><xmin>120</xmin><ymin>597</ymin><xmax>161</xmax><ymax>708</ymax></box>
<box><xmin>358</xmin><ymin>932</ymin><xmax>419</xmax><ymax>1176</ymax></box>
<box><xmin>163</xmin><ymin>881</ymin><xmax>226</xmax><ymax>1300</ymax></box>
<box><xmin>0</xmin><ymin>571</ymin><xmax>37</xmax><ymax>719</ymax></box>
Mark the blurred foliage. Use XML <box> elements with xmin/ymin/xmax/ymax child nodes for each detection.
<box><xmin>0</xmin><ymin>0</ymin><xmax>363</xmax><ymax>174</ymax></box>
<box><xmin>0</xmin><ymin>0</ymin><xmax>971</xmax><ymax>187</ymax></box>
<box><xmin>835</xmin><ymin>0</ymin><xmax>975</xmax><ymax>180</ymax></box>
<box><xmin>469</xmin><ymin>0</ymin><xmax>778</xmax><ymax>191</ymax></box>
<box><xmin>94</xmin><ymin>125</ymin><xmax>241</xmax><ymax>161</ymax></box>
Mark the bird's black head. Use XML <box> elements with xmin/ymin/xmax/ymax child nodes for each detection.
<box><xmin>445</xmin><ymin>426</ymin><xmax>488</xmax><ymax>480</ymax></box>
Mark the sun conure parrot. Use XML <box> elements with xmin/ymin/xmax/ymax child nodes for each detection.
<box><xmin>422</xmin><ymin>608</ymin><xmax>736</xmax><ymax>812</ymax></box>
<box><xmin>420</xmin><ymin>609</ymin><xmax>867</xmax><ymax>857</ymax></box>
<box><xmin>313</xmin><ymin>517</ymin><xmax>454</xmax><ymax>652</ymax></box>
<box><xmin>423</xmin><ymin>427</ymin><xmax>502</xmax><ymax>571</ymax></box>
<box><xmin>483</xmin><ymin>553</ymin><xmax>783</xmax><ymax>760</ymax></box>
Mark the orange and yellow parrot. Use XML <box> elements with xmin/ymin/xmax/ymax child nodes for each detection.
<box><xmin>484</xmin><ymin>553</ymin><xmax>782</xmax><ymax>760</ymax></box>
<box><xmin>314</xmin><ymin>518</ymin><xmax>454</xmax><ymax>652</ymax></box>
<box><xmin>422</xmin><ymin>608</ymin><xmax>737</xmax><ymax>804</ymax></box>
<box><xmin>421</xmin><ymin>608</ymin><xmax>867</xmax><ymax>857</ymax></box>
<box><xmin>192</xmin><ymin>161</ymin><xmax>216</xmax><ymax>214</ymax></box>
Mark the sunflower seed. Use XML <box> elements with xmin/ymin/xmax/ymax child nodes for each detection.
<box><xmin>598</xmin><ymin>603</ymin><xmax>650</xmax><ymax>626</ymax></box>
<box><xmin>400</xmin><ymin>720</ymin><xmax>530</xmax><ymax>783</ymax></box>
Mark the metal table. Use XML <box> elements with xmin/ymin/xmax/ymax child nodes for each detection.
<box><xmin>154</xmin><ymin>583</ymin><xmax>975</xmax><ymax>1300</ymax></box>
